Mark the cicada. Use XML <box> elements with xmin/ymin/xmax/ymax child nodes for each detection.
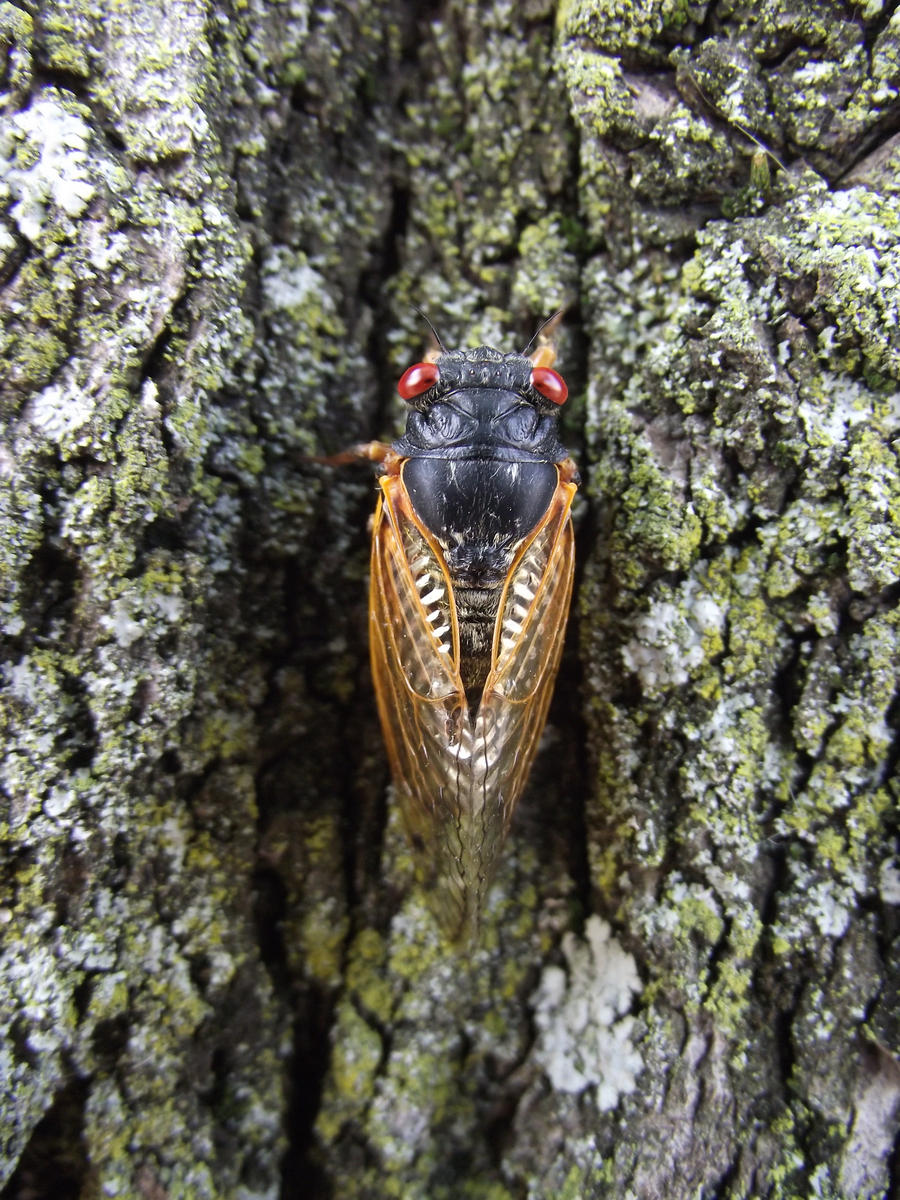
<box><xmin>343</xmin><ymin>335</ymin><xmax>577</xmax><ymax>940</ymax></box>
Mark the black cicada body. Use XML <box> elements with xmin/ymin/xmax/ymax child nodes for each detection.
<box><xmin>366</xmin><ymin>340</ymin><xmax>578</xmax><ymax>940</ymax></box>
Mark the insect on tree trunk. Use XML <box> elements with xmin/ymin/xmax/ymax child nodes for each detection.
<box><xmin>0</xmin><ymin>2</ymin><xmax>898</xmax><ymax>1198</ymax></box>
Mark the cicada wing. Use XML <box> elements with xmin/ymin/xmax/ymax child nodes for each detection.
<box><xmin>473</xmin><ymin>477</ymin><xmax>577</xmax><ymax>849</ymax></box>
<box><xmin>370</xmin><ymin>471</ymin><xmax>576</xmax><ymax>942</ymax></box>
<box><xmin>369</xmin><ymin>474</ymin><xmax>476</xmax><ymax>934</ymax></box>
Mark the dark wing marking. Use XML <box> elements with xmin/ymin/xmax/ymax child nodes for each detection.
<box><xmin>370</xmin><ymin>471</ymin><xmax>576</xmax><ymax>941</ymax></box>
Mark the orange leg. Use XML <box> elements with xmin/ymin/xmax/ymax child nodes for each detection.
<box><xmin>309</xmin><ymin>442</ymin><xmax>403</xmax><ymax>476</ymax></box>
<box><xmin>558</xmin><ymin>456</ymin><xmax>580</xmax><ymax>485</ymax></box>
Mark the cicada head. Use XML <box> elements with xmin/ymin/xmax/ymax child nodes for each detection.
<box><xmin>392</xmin><ymin>346</ymin><xmax>569</xmax><ymax>466</ymax></box>
<box><xmin>397</xmin><ymin>345</ymin><xmax>566</xmax><ymax>409</ymax></box>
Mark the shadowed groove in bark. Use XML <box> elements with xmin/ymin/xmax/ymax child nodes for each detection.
<box><xmin>2</xmin><ymin>1078</ymin><xmax>90</xmax><ymax>1200</ymax></box>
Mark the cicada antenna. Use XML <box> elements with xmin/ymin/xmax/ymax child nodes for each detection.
<box><xmin>412</xmin><ymin>306</ymin><xmax>448</xmax><ymax>355</ymax></box>
<box><xmin>520</xmin><ymin>309</ymin><xmax>565</xmax><ymax>357</ymax></box>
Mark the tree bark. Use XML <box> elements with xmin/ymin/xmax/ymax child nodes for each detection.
<box><xmin>1</xmin><ymin>1</ymin><xmax>898</xmax><ymax>1198</ymax></box>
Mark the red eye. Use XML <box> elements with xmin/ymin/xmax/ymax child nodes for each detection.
<box><xmin>530</xmin><ymin>366</ymin><xmax>568</xmax><ymax>405</ymax></box>
<box><xmin>398</xmin><ymin>362</ymin><xmax>439</xmax><ymax>400</ymax></box>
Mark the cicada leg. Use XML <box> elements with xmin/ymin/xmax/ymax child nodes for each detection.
<box><xmin>310</xmin><ymin>442</ymin><xmax>403</xmax><ymax>476</ymax></box>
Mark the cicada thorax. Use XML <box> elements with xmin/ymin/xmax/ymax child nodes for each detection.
<box><xmin>401</xmin><ymin>454</ymin><xmax>560</xmax><ymax>709</ymax></box>
<box><xmin>369</xmin><ymin>342</ymin><xmax>576</xmax><ymax>941</ymax></box>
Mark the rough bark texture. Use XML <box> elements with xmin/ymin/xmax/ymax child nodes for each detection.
<box><xmin>1</xmin><ymin>1</ymin><xmax>898</xmax><ymax>1198</ymax></box>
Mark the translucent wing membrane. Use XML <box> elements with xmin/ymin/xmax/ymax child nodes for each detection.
<box><xmin>370</xmin><ymin>470</ymin><xmax>576</xmax><ymax>941</ymax></box>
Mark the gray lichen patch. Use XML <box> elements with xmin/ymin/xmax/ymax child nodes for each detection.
<box><xmin>531</xmin><ymin>916</ymin><xmax>643</xmax><ymax>1107</ymax></box>
<box><xmin>82</xmin><ymin>0</ymin><xmax>213</xmax><ymax>163</ymax></box>
<box><xmin>0</xmin><ymin>95</ymin><xmax>95</xmax><ymax>242</ymax></box>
